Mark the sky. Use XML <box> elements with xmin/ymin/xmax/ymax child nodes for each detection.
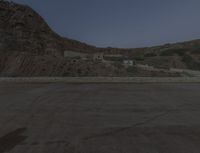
<box><xmin>12</xmin><ymin>0</ymin><xmax>200</xmax><ymax>48</ymax></box>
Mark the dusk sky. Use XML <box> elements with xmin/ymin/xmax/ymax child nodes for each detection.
<box><xmin>12</xmin><ymin>0</ymin><xmax>200</xmax><ymax>48</ymax></box>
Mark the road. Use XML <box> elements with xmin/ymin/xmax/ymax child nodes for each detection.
<box><xmin>0</xmin><ymin>83</ymin><xmax>200</xmax><ymax>153</ymax></box>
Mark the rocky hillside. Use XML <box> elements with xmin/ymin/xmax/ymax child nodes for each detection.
<box><xmin>0</xmin><ymin>0</ymin><xmax>199</xmax><ymax>76</ymax></box>
<box><xmin>0</xmin><ymin>0</ymin><xmax>97</xmax><ymax>56</ymax></box>
<box><xmin>0</xmin><ymin>0</ymin><xmax>113</xmax><ymax>76</ymax></box>
<box><xmin>124</xmin><ymin>40</ymin><xmax>200</xmax><ymax>70</ymax></box>
<box><xmin>98</xmin><ymin>39</ymin><xmax>200</xmax><ymax>71</ymax></box>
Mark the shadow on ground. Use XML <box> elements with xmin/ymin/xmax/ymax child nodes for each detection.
<box><xmin>0</xmin><ymin>128</ymin><xmax>27</xmax><ymax>153</ymax></box>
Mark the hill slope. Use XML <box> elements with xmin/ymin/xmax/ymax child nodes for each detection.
<box><xmin>0</xmin><ymin>0</ymin><xmax>113</xmax><ymax>76</ymax></box>
<box><xmin>0</xmin><ymin>0</ymin><xmax>200</xmax><ymax>76</ymax></box>
<box><xmin>0</xmin><ymin>0</ymin><xmax>97</xmax><ymax>56</ymax></box>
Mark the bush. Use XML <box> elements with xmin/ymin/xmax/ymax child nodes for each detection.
<box><xmin>133</xmin><ymin>56</ymin><xmax>144</xmax><ymax>61</ymax></box>
<box><xmin>160</xmin><ymin>48</ymin><xmax>187</xmax><ymax>56</ymax></box>
<box><xmin>182</xmin><ymin>54</ymin><xmax>193</xmax><ymax>64</ymax></box>
<box><xmin>182</xmin><ymin>54</ymin><xmax>200</xmax><ymax>70</ymax></box>
<box><xmin>127</xmin><ymin>66</ymin><xmax>138</xmax><ymax>73</ymax></box>
<box><xmin>191</xmin><ymin>49</ymin><xmax>200</xmax><ymax>54</ymax></box>
<box><xmin>103</xmin><ymin>56</ymin><xmax>123</xmax><ymax>62</ymax></box>
<box><xmin>144</xmin><ymin>53</ymin><xmax>157</xmax><ymax>57</ymax></box>
<box><xmin>113</xmin><ymin>62</ymin><xmax>123</xmax><ymax>69</ymax></box>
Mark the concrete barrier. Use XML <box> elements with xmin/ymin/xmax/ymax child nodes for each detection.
<box><xmin>1</xmin><ymin>77</ymin><xmax>200</xmax><ymax>83</ymax></box>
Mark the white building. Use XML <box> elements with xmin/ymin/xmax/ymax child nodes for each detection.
<box><xmin>64</xmin><ymin>50</ymin><xmax>104</xmax><ymax>61</ymax></box>
<box><xmin>93</xmin><ymin>53</ymin><xmax>104</xmax><ymax>61</ymax></box>
<box><xmin>123</xmin><ymin>60</ymin><xmax>134</xmax><ymax>67</ymax></box>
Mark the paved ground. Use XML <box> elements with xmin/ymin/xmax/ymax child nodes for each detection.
<box><xmin>0</xmin><ymin>83</ymin><xmax>200</xmax><ymax>153</ymax></box>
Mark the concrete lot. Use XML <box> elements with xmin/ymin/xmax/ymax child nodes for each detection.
<box><xmin>0</xmin><ymin>83</ymin><xmax>200</xmax><ymax>153</ymax></box>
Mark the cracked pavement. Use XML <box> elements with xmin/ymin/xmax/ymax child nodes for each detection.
<box><xmin>0</xmin><ymin>83</ymin><xmax>200</xmax><ymax>153</ymax></box>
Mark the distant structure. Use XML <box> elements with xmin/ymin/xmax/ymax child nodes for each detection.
<box><xmin>64</xmin><ymin>50</ymin><xmax>104</xmax><ymax>61</ymax></box>
<box><xmin>123</xmin><ymin>60</ymin><xmax>134</xmax><ymax>67</ymax></box>
<box><xmin>64</xmin><ymin>50</ymin><xmax>134</xmax><ymax>67</ymax></box>
<box><xmin>93</xmin><ymin>53</ymin><xmax>104</xmax><ymax>61</ymax></box>
<box><xmin>104</xmin><ymin>54</ymin><xmax>135</xmax><ymax>67</ymax></box>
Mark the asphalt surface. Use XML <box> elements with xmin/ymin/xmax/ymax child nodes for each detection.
<box><xmin>0</xmin><ymin>83</ymin><xmax>200</xmax><ymax>153</ymax></box>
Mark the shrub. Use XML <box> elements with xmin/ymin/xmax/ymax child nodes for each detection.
<box><xmin>160</xmin><ymin>48</ymin><xmax>187</xmax><ymax>56</ymax></box>
<box><xmin>127</xmin><ymin>66</ymin><xmax>138</xmax><ymax>73</ymax></box>
<box><xmin>113</xmin><ymin>62</ymin><xmax>123</xmax><ymax>69</ymax></box>
<box><xmin>191</xmin><ymin>49</ymin><xmax>200</xmax><ymax>54</ymax></box>
<box><xmin>144</xmin><ymin>53</ymin><xmax>157</xmax><ymax>57</ymax></box>
<box><xmin>133</xmin><ymin>56</ymin><xmax>144</xmax><ymax>61</ymax></box>
<box><xmin>182</xmin><ymin>54</ymin><xmax>200</xmax><ymax>70</ymax></box>
<box><xmin>182</xmin><ymin>54</ymin><xmax>193</xmax><ymax>64</ymax></box>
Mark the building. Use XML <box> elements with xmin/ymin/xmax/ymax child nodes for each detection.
<box><xmin>92</xmin><ymin>53</ymin><xmax>104</xmax><ymax>61</ymax></box>
<box><xmin>123</xmin><ymin>60</ymin><xmax>134</xmax><ymax>67</ymax></box>
<box><xmin>64</xmin><ymin>50</ymin><xmax>104</xmax><ymax>61</ymax></box>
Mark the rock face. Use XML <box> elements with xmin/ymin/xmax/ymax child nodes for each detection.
<box><xmin>0</xmin><ymin>0</ymin><xmax>64</xmax><ymax>56</ymax></box>
<box><xmin>0</xmin><ymin>0</ymin><xmax>97</xmax><ymax>56</ymax></box>
<box><xmin>0</xmin><ymin>0</ymin><xmax>108</xmax><ymax>76</ymax></box>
